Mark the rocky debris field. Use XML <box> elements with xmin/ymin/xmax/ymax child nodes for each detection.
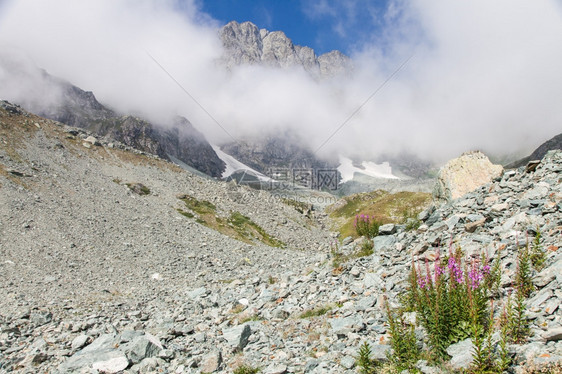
<box><xmin>0</xmin><ymin>101</ymin><xmax>561</xmax><ymax>373</ymax></box>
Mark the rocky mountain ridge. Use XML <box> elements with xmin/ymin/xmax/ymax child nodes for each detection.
<box><xmin>219</xmin><ymin>21</ymin><xmax>352</xmax><ymax>78</ymax></box>
<box><xmin>1</xmin><ymin>102</ymin><xmax>561</xmax><ymax>373</ymax></box>
<box><xmin>0</xmin><ymin>55</ymin><xmax>226</xmax><ymax>178</ymax></box>
<box><xmin>507</xmin><ymin>132</ymin><xmax>562</xmax><ymax>169</ymax></box>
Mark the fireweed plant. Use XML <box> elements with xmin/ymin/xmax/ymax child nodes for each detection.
<box><xmin>405</xmin><ymin>245</ymin><xmax>491</xmax><ymax>359</ymax></box>
<box><xmin>386</xmin><ymin>239</ymin><xmax>539</xmax><ymax>372</ymax></box>
<box><xmin>354</xmin><ymin>214</ymin><xmax>381</xmax><ymax>238</ymax></box>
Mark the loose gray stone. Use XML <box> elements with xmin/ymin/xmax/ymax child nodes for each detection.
<box><xmin>340</xmin><ymin>355</ymin><xmax>355</xmax><ymax>369</ymax></box>
<box><xmin>57</xmin><ymin>334</ymin><xmax>128</xmax><ymax>374</ymax></box>
<box><xmin>465</xmin><ymin>218</ymin><xmax>486</xmax><ymax>233</ymax></box>
<box><xmin>544</xmin><ymin>298</ymin><xmax>560</xmax><ymax>315</ymax></box>
<box><xmin>372</xmin><ymin>235</ymin><xmax>396</xmax><ymax>251</ymax></box>
<box><xmin>365</xmin><ymin>343</ymin><xmax>391</xmax><ymax>362</ymax></box>
<box><xmin>379</xmin><ymin>224</ymin><xmax>396</xmax><ymax>235</ymax></box>
<box><xmin>330</xmin><ymin>315</ymin><xmax>363</xmax><ymax>335</ymax></box>
<box><xmin>187</xmin><ymin>287</ymin><xmax>208</xmax><ymax>299</ymax></box>
<box><xmin>363</xmin><ymin>273</ymin><xmax>383</xmax><ymax>289</ymax></box>
<box><xmin>200</xmin><ymin>350</ymin><xmax>222</xmax><ymax>373</ymax></box>
<box><xmin>264</xmin><ymin>363</ymin><xmax>288</xmax><ymax>374</ymax></box>
<box><xmin>222</xmin><ymin>323</ymin><xmax>251</xmax><ymax>351</ymax></box>
<box><xmin>126</xmin><ymin>333</ymin><xmax>163</xmax><ymax>364</ymax></box>
<box><xmin>30</xmin><ymin>311</ymin><xmax>52</xmax><ymax>326</ymax></box>
<box><xmin>71</xmin><ymin>335</ymin><xmax>90</xmax><ymax>350</ymax></box>
<box><xmin>446</xmin><ymin>338</ymin><xmax>474</xmax><ymax>369</ymax></box>
<box><xmin>543</xmin><ymin>327</ymin><xmax>562</xmax><ymax>342</ymax></box>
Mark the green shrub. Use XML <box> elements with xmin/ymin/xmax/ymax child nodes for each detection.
<box><xmin>382</xmin><ymin>241</ymin><xmax>535</xmax><ymax>373</ymax></box>
<box><xmin>355</xmin><ymin>341</ymin><xmax>379</xmax><ymax>374</ymax></box>
<box><xmin>354</xmin><ymin>214</ymin><xmax>380</xmax><ymax>238</ymax></box>
<box><xmin>405</xmin><ymin>247</ymin><xmax>491</xmax><ymax>359</ymax></box>
<box><xmin>385</xmin><ymin>304</ymin><xmax>421</xmax><ymax>371</ymax></box>
<box><xmin>515</xmin><ymin>241</ymin><xmax>534</xmax><ymax>298</ymax></box>
<box><xmin>529</xmin><ymin>229</ymin><xmax>546</xmax><ymax>270</ymax></box>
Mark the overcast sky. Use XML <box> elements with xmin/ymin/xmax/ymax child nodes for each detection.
<box><xmin>0</xmin><ymin>0</ymin><xmax>561</xmax><ymax>163</ymax></box>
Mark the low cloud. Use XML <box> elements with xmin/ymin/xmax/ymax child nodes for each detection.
<box><xmin>0</xmin><ymin>0</ymin><xmax>561</xmax><ymax>164</ymax></box>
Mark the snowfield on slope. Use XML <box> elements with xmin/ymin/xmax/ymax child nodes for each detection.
<box><xmin>338</xmin><ymin>155</ymin><xmax>399</xmax><ymax>183</ymax></box>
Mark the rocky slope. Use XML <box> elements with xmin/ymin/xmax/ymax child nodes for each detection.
<box><xmin>219</xmin><ymin>21</ymin><xmax>352</xmax><ymax>78</ymax></box>
<box><xmin>507</xmin><ymin>133</ymin><xmax>562</xmax><ymax>169</ymax></box>
<box><xmin>1</xmin><ymin>101</ymin><xmax>561</xmax><ymax>373</ymax></box>
<box><xmin>0</xmin><ymin>56</ymin><xmax>226</xmax><ymax>178</ymax></box>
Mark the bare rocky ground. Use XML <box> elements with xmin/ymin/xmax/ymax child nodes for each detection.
<box><xmin>0</xmin><ymin>102</ymin><xmax>333</xmax><ymax>372</ymax></box>
<box><xmin>1</xmin><ymin>101</ymin><xmax>561</xmax><ymax>374</ymax></box>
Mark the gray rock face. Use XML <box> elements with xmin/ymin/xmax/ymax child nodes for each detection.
<box><xmin>219</xmin><ymin>21</ymin><xmax>352</xmax><ymax>78</ymax></box>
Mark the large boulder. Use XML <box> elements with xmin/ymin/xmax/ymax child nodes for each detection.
<box><xmin>434</xmin><ymin>151</ymin><xmax>503</xmax><ymax>202</ymax></box>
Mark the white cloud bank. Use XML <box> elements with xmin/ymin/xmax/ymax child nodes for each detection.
<box><xmin>0</xmin><ymin>0</ymin><xmax>561</xmax><ymax>163</ymax></box>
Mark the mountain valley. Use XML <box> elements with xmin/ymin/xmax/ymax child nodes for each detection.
<box><xmin>0</xmin><ymin>10</ymin><xmax>561</xmax><ymax>374</ymax></box>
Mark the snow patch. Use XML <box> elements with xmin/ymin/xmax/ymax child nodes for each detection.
<box><xmin>338</xmin><ymin>156</ymin><xmax>399</xmax><ymax>183</ymax></box>
<box><xmin>212</xmin><ymin>145</ymin><xmax>271</xmax><ymax>181</ymax></box>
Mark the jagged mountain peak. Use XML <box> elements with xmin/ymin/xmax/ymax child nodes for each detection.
<box><xmin>219</xmin><ymin>20</ymin><xmax>352</xmax><ymax>77</ymax></box>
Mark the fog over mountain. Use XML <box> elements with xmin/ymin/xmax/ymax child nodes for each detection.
<box><xmin>1</xmin><ymin>0</ymin><xmax>561</xmax><ymax>164</ymax></box>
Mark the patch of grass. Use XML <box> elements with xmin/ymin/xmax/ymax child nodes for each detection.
<box><xmin>355</xmin><ymin>239</ymin><xmax>374</xmax><ymax>258</ymax></box>
<box><xmin>176</xmin><ymin>208</ymin><xmax>194</xmax><ymax>218</ymax></box>
<box><xmin>331</xmin><ymin>250</ymin><xmax>346</xmax><ymax>270</ymax></box>
<box><xmin>529</xmin><ymin>229</ymin><xmax>546</xmax><ymax>271</ymax></box>
<box><xmin>239</xmin><ymin>314</ymin><xmax>262</xmax><ymax>324</ymax></box>
<box><xmin>299</xmin><ymin>305</ymin><xmax>334</xmax><ymax>319</ymax></box>
<box><xmin>178</xmin><ymin>194</ymin><xmax>216</xmax><ymax>215</ymax></box>
<box><xmin>330</xmin><ymin>240</ymin><xmax>374</xmax><ymax>269</ymax></box>
<box><xmin>0</xmin><ymin>163</ymin><xmax>30</xmax><ymax>189</ymax></box>
<box><xmin>227</xmin><ymin>211</ymin><xmax>285</xmax><ymax>248</ymax></box>
<box><xmin>126</xmin><ymin>182</ymin><xmax>151</xmax><ymax>195</ymax></box>
<box><xmin>230</xmin><ymin>304</ymin><xmax>246</xmax><ymax>314</ymax></box>
<box><xmin>177</xmin><ymin>195</ymin><xmax>285</xmax><ymax>247</ymax></box>
<box><xmin>354</xmin><ymin>215</ymin><xmax>381</xmax><ymax>238</ymax></box>
<box><xmin>233</xmin><ymin>365</ymin><xmax>260</xmax><ymax>374</ymax></box>
<box><xmin>327</xmin><ymin>190</ymin><xmax>431</xmax><ymax>239</ymax></box>
<box><xmin>0</xmin><ymin>110</ymin><xmax>40</xmax><ymax>163</ymax></box>
<box><xmin>401</xmin><ymin>207</ymin><xmax>422</xmax><ymax>231</ymax></box>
